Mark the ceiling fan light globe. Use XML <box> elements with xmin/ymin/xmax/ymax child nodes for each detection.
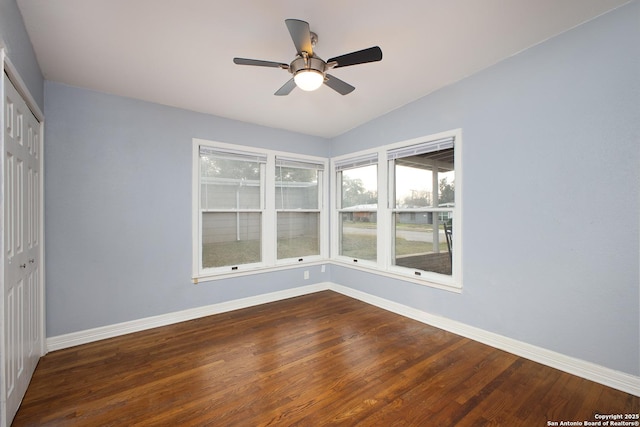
<box><xmin>294</xmin><ymin>70</ymin><xmax>324</xmax><ymax>91</ymax></box>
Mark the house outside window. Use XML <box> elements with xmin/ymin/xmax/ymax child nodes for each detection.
<box><xmin>388</xmin><ymin>137</ymin><xmax>455</xmax><ymax>276</ymax></box>
<box><xmin>331</xmin><ymin>129</ymin><xmax>461</xmax><ymax>291</ymax></box>
<box><xmin>334</xmin><ymin>154</ymin><xmax>378</xmax><ymax>263</ymax></box>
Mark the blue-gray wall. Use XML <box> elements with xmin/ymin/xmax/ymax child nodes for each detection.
<box><xmin>331</xmin><ymin>1</ymin><xmax>640</xmax><ymax>376</ymax></box>
<box><xmin>6</xmin><ymin>0</ymin><xmax>637</xmax><ymax>378</ymax></box>
<box><xmin>0</xmin><ymin>0</ymin><xmax>43</xmax><ymax>110</ymax></box>
<box><xmin>44</xmin><ymin>82</ymin><xmax>330</xmax><ymax>336</ymax></box>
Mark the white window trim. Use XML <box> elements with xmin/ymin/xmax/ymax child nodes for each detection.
<box><xmin>192</xmin><ymin>138</ymin><xmax>329</xmax><ymax>283</ymax></box>
<box><xmin>330</xmin><ymin>128</ymin><xmax>463</xmax><ymax>292</ymax></box>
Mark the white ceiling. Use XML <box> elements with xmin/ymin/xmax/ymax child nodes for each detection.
<box><xmin>17</xmin><ymin>0</ymin><xmax>628</xmax><ymax>138</ymax></box>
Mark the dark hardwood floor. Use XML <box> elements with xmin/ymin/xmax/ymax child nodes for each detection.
<box><xmin>13</xmin><ymin>291</ymin><xmax>639</xmax><ymax>426</ymax></box>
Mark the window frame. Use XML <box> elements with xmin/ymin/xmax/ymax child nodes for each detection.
<box><xmin>331</xmin><ymin>129</ymin><xmax>462</xmax><ymax>292</ymax></box>
<box><xmin>199</xmin><ymin>146</ymin><xmax>267</xmax><ymax>273</ymax></box>
<box><xmin>192</xmin><ymin>139</ymin><xmax>328</xmax><ymax>282</ymax></box>
<box><xmin>274</xmin><ymin>156</ymin><xmax>325</xmax><ymax>265</ymax></box>
<box><xmin>334</xmin><ymin>155</ymin><xmax>380</xmax><ymax>268</ymax></box>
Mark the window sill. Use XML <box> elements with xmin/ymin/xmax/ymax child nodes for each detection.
<box><xmin>193</xmin><ymin>258</ymin><xmax>327</xmax><ymax>284</ymax></box>
<box><xmin>193</xmin><ymin>257</ymin><xmax>461</xmax><ymax>294</ymax></box>
<box><xmin>331</xmin><ymin>257</ymin><xmax>462</xmax><ymax>294</ymax></box>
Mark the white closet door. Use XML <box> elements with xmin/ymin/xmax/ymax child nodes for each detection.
<box><xmin>2</xmin><ymin>72</ymin><xmax>43</xmax><ymax>426</ymax></box>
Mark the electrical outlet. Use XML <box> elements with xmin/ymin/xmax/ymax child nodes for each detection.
<box><xmin>321</xmin><ymin>264</ymin><xmax>326</xmax><ymax>273</ymax></box>
<box><xmin>304</xmin><ymin>270</ymin><xmax>309</xmax><ymax>280</ymax></box>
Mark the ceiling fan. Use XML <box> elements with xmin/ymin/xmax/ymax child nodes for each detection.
<box><xmin>233</xmin><ymin>19</ymin><xmax>383</xmax><ymax>96</ymax></box>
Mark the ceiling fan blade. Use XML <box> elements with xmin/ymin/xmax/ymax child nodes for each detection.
<box><xmin>324</xmin><ymin>74</ymin><xmax>355</xmax><ymax>95</ymax></box>
<box><xmin>285</xmin><ymin>19</ymin><xmax>313</xmax><ymax>55</ymax></box>
<box><xmin>327</xmin><ymin>46</ymin><xmax>383</xmax><ymax>68</ymax></box>
<box><xmin>275</xmin><ymin>78</ymin><xmax>297</xmax><ymax>96</ymax></box>
<box><xmin>233</xmin><ymin>58</ymin><xmax>288</xmax><ymax>69</ymax></box>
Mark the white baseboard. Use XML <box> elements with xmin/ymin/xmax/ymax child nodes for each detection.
<box><xmin>46</xmin><ymin>283</ymin><xmax>330</xmax><ymax>352</ymax></box>
<box><xmin>46</xmin><ymin>281</ymin><xmax>639</xmax><ymax>397</ymax></box>
<box><xmin>330</xmin><ymin>284</ymin><xmax>640</xmax><ymax>397</ymax></box>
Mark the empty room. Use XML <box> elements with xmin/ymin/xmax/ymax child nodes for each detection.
<box><xmin>1</xmin><ymin>0</ymin><xmax>639</xmax><ymax>425</ymax></box>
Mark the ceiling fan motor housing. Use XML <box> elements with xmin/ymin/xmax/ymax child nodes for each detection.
<box><xmin>290</xmin><ymin>55</ymin><xmax>326</xmax><ymax>77</ymax></box>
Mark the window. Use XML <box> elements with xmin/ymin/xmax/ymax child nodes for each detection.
<box><xmin>335</xmin><ymin>154</ymin><xmax>378</xmax><ymax>263</ymax></box>
<box><xmin>276</xmin><ymin>157</ymin><xmax>324</xmax><ymax>260</ymax></box>
<box><xmin>331</xmin><ymin>130</ymin><xmax>461</xmax><ymax>291</ymax></box>
<box><xmin>199</xmin><ymin>146</ymin><xmax>266</xmax><ymax>270</ymax></box>
<box><xmin>193</xmin><ymin>140</ymin><xmax>327</xmax><ymax>280</ymax></box>
<box><xmin>389</xmin><ymin>137</ymin><xmax>455</xmax><ymax>276</ymax></box>
<box><xmin>193</xmin><ymin>131</ymin><xmax>459</xmax><ymax>289</ymax></box>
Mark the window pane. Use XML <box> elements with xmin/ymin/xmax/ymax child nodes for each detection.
<box><xmin>341</xmin><ymin>164</ymin><xmax>377</xmax><ymax>209</ymax></box>
<box><xmin>200</xmin><ymin>156</ymin><xmax>262</xmax><ymax>209</ymax></box>
<box><xmin>202</xmin><ymin>212</ymin><xmax>261</xmax><ymax>268</ymax></box>
<box><xmin>277</xmin><ymin>212</ymin><xmax>319</xmax><ymax>259</ymax></box>
<box><xmin>394</xmin><ymin>148</ymin><xmax>454</xmax><ymax>208</ymax></box>
<box><xmin>340</xmin><ymin>212</ymin><xmax>377</xmax><ymax>261</ymax></box>
<box><xmin>276</xmin><ymin>167</ymin><xmax>319</xmax><ymax>209</ymax></box>
<box><xmin>393</xmin><ymin>212</ymin><xmax>452</xmax><ymax>275</ymax></box>
<box><xmin>438</xmin><ymin>170</ymin><xmax>455</xmax><ymax>206</ymax></box>
<box><xmin>395</xmin><ymin>165</ymin><xmax>433</xmax><ymax>208</ymax></box>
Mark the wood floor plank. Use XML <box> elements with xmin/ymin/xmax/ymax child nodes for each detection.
<box><xmin>12</xmin><ymin>291</ymin><xmax>639</xmax><ymax>426</ymax></box>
